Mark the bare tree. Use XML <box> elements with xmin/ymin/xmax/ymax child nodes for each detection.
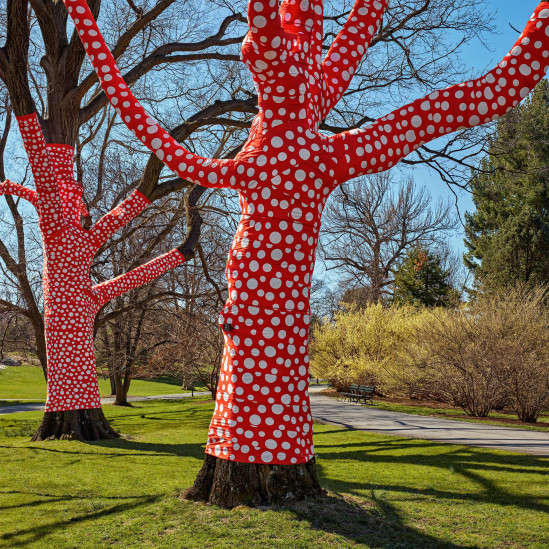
<box><xmin>149</xmin><ymin>310</ymin><xmax>225</xmax><ymax>399</ymax></box>
<box><xmin>322</xmin><ymin>174</ymin><xmax>456</xmax><ymax>303</ymax></box>
<box><xmin>95</xmin><ymin>207</ymin><xmax>231</xmax><ymax>404</ymax></box>
<box><xmin>0</xmin><ymin>0</ymin><xmax>250</xmax><ymax>439</ymax></box>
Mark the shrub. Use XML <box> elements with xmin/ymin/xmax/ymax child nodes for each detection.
<box><xmin>488</xmin><ymin>286</ymin><xmax>549</xmax><ymax>422</ymax></box>
<box><xmin>402</xmin><ymin>307</ymin><xmax>507</xmax><ymax>417</ymax></box>
<box><xmin>403</xmin><ymin>285</ymin><xmax>549</xmax><ymax>421</ymax></box>
<box><xmin>310</xmin><ymin>304</ymin><xmax>428</xmax><ymax>393</ymax></box>
<box><xmin>311</xmin><ymin>287</ymin><xmax>549</xmax><ymax>423</ymax></box>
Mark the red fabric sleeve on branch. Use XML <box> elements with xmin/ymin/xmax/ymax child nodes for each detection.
<box><xmin>91</xmin><ymin>190</ymin><xmax>151</xmax><ymax>244</ymax></box>
<box><xmin>320</xmin><ymin>0</ymin><xmax>388</xmax><ymax>122</ymax></box>
<box><xmin>328</xmin><ymin>4</ymin><xmax>549</xmax><ymax>184</ymax></box>
<box><xmin>46</xmin><ymin>144</ymin><xmax>90</xmax><ymax>226</ymax></box>
<box><xmin>279</xmin><ymin>0</ymin><xmax>325</xmax><ymax>130</ymax></box>
<box><xmin>16</xmin><ymin>114</ymin><xmax>65</xmax><ymax>240</ymax></box>
<box><xmin>92</xmin><ymin>248</ymin><xmax>186</xmax><ymax>306</ymax></box>
<box><xmin>0</xmin><ymin>180</ymin><xmax>37</xmax><ymax>205</ymax></box>
<box><xmin>79</xmin><ymin>196</ymin><xmax>90</xmax><ymax>218</ymax></box>
<box><xmin>63</xmin><ymin>0</ymin><xmax>236</xmax><ymax>189</ymax></box>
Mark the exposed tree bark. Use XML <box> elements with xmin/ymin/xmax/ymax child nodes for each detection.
<box><xmin>29</xmin><ymin>315</ymin><xmax>48</xmax><ymax>379</ymax></box>
<box><xmin>112</xmin><ymin>370</ymin><xmax>132</xmax><ymax>406</ymax></box>
<box><xmin>183</xmin><ymin>455</ymin><xmax>324</xmax><ymax>508</ymax></box>
<box><xmin>109</xmin><ymin>372</ymin><xmax>116</xmax><ymax>396</ymax></box>
<box><xmin>1</xmin><ymin>0</ymin><xmax>35</xmax><ymax>116</ymax></box>
<box><xmin>31</xmin><ymin>407</ymin><xmax>119</xmax><ymax>441</ymax></box>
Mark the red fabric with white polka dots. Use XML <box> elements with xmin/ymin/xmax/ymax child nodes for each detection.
<box><xmin>13</xmin><ymin>113</ymin><xmax>187</xmax><ymax>412</ymax></box>
<box><xmin>93</xmin><ymin>249</ymin><xmax>186</xmax><ymax>306</ymax></box>
<box><xmin>64</xmin><ymin>0</ymin><xmax>549</xmax><ymax>463</ymax></box>
<box><xmin>0</xmin><ymin>180</ymin><xmax>37</xmax><ymax>204</ymax></box>
<box><xmin>328</xmin><ymin>11</ymin><xmax>549</xmax><ymax>182</ymax></box>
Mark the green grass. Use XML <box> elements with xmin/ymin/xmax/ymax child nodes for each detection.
<box><xmin>370</xmin><ymin>399</ymin><xmax>549</xmax><ymax>432</ymax></box>
<box><xmin>0</xmin><ymin>400</ymin><xmax>548</xmax><ymax>548</ymax></box>
<box><xmin>0</xmin><ymin>366</ymin><xmax>206</xmax><ymax>404</ymax></box>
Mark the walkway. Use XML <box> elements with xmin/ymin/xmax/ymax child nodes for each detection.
<box><xmin>308</xmin><ymin>386</ymin><xmax>549</xmax><ymax>456</ymax></box>
<box><xmin>0</xmin><ymin>391</ymin><xmax>210</xmax><ymax>415</ymax></box>
<box><xmin>2</xmin><ymin>386</ymin><xmax>549</xmax><ymax>456</ymax></box>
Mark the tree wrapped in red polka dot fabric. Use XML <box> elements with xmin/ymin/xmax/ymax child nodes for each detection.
<box><xmin>3</xmin><ymin>112</ymin><xmax>194</xmax><ymax>441</ymax></box>
<box><xmin>64</xmin><ymin>0</ymin><xmax>549</xmax><ymax>505</ymax></box>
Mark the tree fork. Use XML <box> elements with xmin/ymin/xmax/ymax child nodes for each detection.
<box><xmin>31</xmin><ymin>407</ymin><xmax>120</xmax><ymax>441</ymax></box>
<box><xmin>182</xmin><ymin>455</ymin><xmax>324</xmax><ymax>508</ymax></box>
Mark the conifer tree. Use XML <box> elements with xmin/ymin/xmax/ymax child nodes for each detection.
<box><xmin>392</xmin><ymin>248</ymin><xmax>458</xmax><ymax>307</ymax></box>
<box><xmin>465</xmin><ymin>80</ymin><xmax>549</xmax><ymax>288</ymax></box>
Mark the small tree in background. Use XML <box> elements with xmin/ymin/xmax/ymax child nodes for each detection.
<box><xmin>391</xmin><ymin>247</ymin><xmax>460</xmax><ymax>307</ymax></box>
<box><xmin>322</xmin><ymin>175</ymin><xmax>456</xmax><ymax>303</ymax></box>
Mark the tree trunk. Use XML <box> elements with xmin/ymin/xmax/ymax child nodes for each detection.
<box><xmin>31</xmin><ymin>407</ymin><xmax>119</xmax><ymax>441</ymax></box>
<box><xmin>123</xmin><ymin>363</ymin><xmax>133</xmax><ymax>399</ymax></box>
<box><xmin>31</xmin><ymin>318</ymin><xmax>48</xmax><ymax>381</ymax></box>
<box><xmin>183</xmin><ymin>455</ymin><xmax>324</xmax><ymax>508</ymax></box>
<box><xmin>109</xmin><ymin>373</ymin><xmax>116</xmax><ymax>396</ymax></box>
<box><xmin>112</xmin><ymin>370</ymin><xmax>131</xmax><ymax>406</ymax></box>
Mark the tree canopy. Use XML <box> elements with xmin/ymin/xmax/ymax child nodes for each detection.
<box><xmin>465</xmin><ymin>79</ymin><xmax>549</xmax><ymax>289</ymax></box>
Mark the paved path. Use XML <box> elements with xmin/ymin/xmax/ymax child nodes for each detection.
<box><xmin>2</xmin><ymin>386</ymin><xmax>549</xmax><ymax>456</ymax></box>
<box><xmin>0</xmin><ymin>391</ymin><xmax>210</xmax><ymax>415</ymax></box>
<box><xmin>307</xmin><ymin>386</ymin><xmax>549</xmax><ymax>456</ymax></box>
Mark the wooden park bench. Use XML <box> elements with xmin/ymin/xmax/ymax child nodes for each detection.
<box><xmin>341</xmin><ymin>384</ymin><xmax>376</xmax><ymax>405</ymax></box>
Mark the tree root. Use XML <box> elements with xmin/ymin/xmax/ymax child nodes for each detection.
<box><xmin>182</xmin><ymin>454</ymin><xmax>325</xmax><ymax>508</ymax></box>
<box><xmin>31</xmin><ymin>408</ymin><xmax>120</xmax><ymax>441</ymax></box>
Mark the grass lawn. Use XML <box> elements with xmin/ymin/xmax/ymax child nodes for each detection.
<box><xmin>0</xmin><ymin>366</ymin><xmax>206</xmax><ymax>405</ymax></box>
<box><xmin>371</xmin><ymin>399</ymin><xmax>549</xmax><ymax>432</ymax></box>
<box><xmin>0</xmin><ymin>400</ymin><xmax>548</xmax><ymax>548</ymax></box>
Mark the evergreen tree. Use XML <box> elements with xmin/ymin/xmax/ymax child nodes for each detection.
<box><xmin>391</xmin><ymin>248</ymin><xmax>458</xmax><ymax>307</ymax></box>
<box><xmin>465</xmin><ymin>80</ymin><xmax>549</xmax><ymax>289</ymax></box>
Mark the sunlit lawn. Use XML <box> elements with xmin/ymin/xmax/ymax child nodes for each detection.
<box><xmin>0</xmin><ymin>399</ymin><xmax>548</xmax><ymax>548</ymax></box>
<box><xmin>0</xmin><ymin>365</ymin><xmax>204</xmax><ymax>405</ymax></box>
<box><xmin>371</xmin><ymin>399</ymin><xmax>549</xmax><ymax>431</ymax></box>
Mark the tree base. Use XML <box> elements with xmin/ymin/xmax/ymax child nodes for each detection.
<box><xmin>112</xmin><ymin>400</ymin><xmax>133</xmax><ymax>407</ymax></box>
<box><xmin>182</xmin><ymin>454</ymin><xmax>325</xmax><ymax>508</ymax></box>
<box><xmin>31</xmin><ymin>408</ymin><xmax>120</xmax><ymax>441</ymax></box>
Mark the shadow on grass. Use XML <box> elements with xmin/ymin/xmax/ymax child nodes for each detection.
<box><xmin>284</xmin><ymin>491</ymin><xmax>479</xmax><ymax>549</ymax></box>
<box><xmin>0</xmin><ymin>493</ymin><xmax>160</xmax><ymax>547</ymax></box>
<box><xmin>0</xmin><ymin>490</ymin><xmax>75</xmax><ymax>511</ymax></box>
<box><xmin>314</xmin><ymin>436</ymin><xmax>549</xmax><ymax>516</ymax></box>
<box><xmin>2</xmin><ymin>404</ymin><xmax>547</xmax><ymax>547</ymax></box>
<box><xmin>0</xmin><ymin>438</ymin><xmax>206</xmax><ymax>459</ymax></box>
<box><xmin>88</xmin><ymin>437</ymin><xmax>206</xmax><ymax>459</ymax></box>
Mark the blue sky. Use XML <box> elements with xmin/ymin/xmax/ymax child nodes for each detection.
<box><xmin>418</xmin><ymin>1</ymin><xmax>544</xmax><ymax>253</ymax></box>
